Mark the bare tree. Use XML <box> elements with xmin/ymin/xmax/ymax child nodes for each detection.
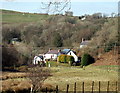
<box><xmin>28</xmin><ymin>66</ymin><xmax>51</xmax><ymax>92</ymax></box>
<box><xmin>41</xmin><ymin>0</ymin><xmax>71</xmax><ymax>14</ymax></box>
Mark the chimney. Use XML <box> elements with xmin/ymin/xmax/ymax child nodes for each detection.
<box><xmin>82</xmin><ymin>38</ymin><xmax>85</xmax><ymax>42</ymax></box>
<box><xmin>58</xmin><ymin>49</ymin><xmax>61</xmax><ymax>52</ymax></box>
<box><xmin>49</xmin><ymin>48</ymin><xmax>52</xmax><ymax>52</ymax></box>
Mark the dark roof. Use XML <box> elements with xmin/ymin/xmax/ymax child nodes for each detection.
<box><xmin>80</xmin><ymin>41</ymin><xmax>90</xmax><ymax>45</ymax></box>
<box><xmin>11</xmin><ymin>38</ymin><xmax>19</xmax><ymax>41</ymax></box>
<box><xmin>38</xmin><ymin>56</ymin><xmax>43</xmax><ymax>60</ymax></box>
<box><xmin>61</xmin><ymin>49</ymin><xmax>71</xmax><ymax>54</ymax></box>
<box><xmin>46</xmin><ymin>50</ymin><xmax>59</xmax><ymax>54</ymax></box>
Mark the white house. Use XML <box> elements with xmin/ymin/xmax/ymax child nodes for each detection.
<box><xmin>33</xmin><ymin>56</ymin><xmax>44</xmax><ymax>65</ymax></box>
<box><xmin>61</xmin><ymin>49</ymin><xmax>78</xmax><ymax>62</ymax></box>
<box><xmin>44</xmin><ymin>49</ymin><xmax>60</xmax><ymax>60</ymax></box>
<box><xmin>80</xmin><ymin>38</ymin><xmax>90</xmax><ymax>48</ymax></box>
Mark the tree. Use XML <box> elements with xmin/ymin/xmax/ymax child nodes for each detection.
<box><xmin>53</xmin><ymin>32</ymin><xmax>63</xmax><ymax>47</ymax></box>
<box><xmin>81</xmin><ymin>53</ymin><xmax>94</xmax><ymax>67</ymax></box>
<box><xmin>41</xmin><ymin>0</ymin><xmax>71</xmax><ymax>14</ymax></box>
<box><xmin>28</xmin><ymin>67</ymin><xmax>51</xmax><ymax>92</ymax></box>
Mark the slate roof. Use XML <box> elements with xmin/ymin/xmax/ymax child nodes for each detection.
<box><xmin>38</xmin><ymin>56</ymin><xmax>43</xmax><ymax>60</ymax></box>
<box><xmin>46</xmin><ymin>50</ymin><xmax>59</xmax><ymax>54</ymax></box>
<box><xmin>80</xmin><ymin>41</ymin><xmax>90</xmax><ymax>45</ymax></box>
<box><xmin>61</xmin><ymin>49</ymin><xmax>71</xmax><ymax>54</ymax></box>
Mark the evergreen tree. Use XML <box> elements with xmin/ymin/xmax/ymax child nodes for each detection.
<box><xmin>53</xmin><ymin>32</ymin><xmax>63</xmax><ymax>47</ymax></box>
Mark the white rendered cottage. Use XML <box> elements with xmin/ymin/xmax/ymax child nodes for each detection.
<box><xmin>33</xmin><ymin>56</ymin><xmax>44</xmax><ymax>65</ymax></box>
<box><xmin>61</xmin><ymin>49</ymin><xmax>78</xmax><ymax>62</ymax></box>
<box><xmin>44</xmin><ymin>50</ymin><xmax>61</xmax><ymax>60</ymax></box>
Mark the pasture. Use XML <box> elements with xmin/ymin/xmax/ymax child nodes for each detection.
<box><xmin>1</xmin><ymin>64</ymin><xmax>119</xmax><ymax>92</ymax></box>
<box><xmin>1</xmin><ymin>9</ymin><xmax>49</xmax><ymax>24</ymax></box>
<box><xmin>44</xmin><ymin>64</ymin><xmax>119</xmax><ymax>92</ymax></box>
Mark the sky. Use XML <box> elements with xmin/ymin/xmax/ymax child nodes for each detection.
<box><xmin>1</xmin><ymin>0</ymin><xmax>119</xmax><ymax>16</ymax></box>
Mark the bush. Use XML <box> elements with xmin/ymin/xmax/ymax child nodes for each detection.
<box><xmin>81</xmin><ymin>53</ymin><xmax>95</xmax><ymax>67</ymax></box>
<box><xmin>66</xmin><ymin>55</ymin><xmax>74</xmax><ymax>65</ymax></box>
<box><xmin>58</xmin><ymin>55</ymin><xmax>74</xmax><ymax>64</ymax></box>
<box><xmin>60</xmin><ymin>54</ymin><xmax>66</xmax><ymax>63</ymax></box>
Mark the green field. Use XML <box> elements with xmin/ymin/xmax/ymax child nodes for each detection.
<box><xmin>1</xmin><ymin>9</ymin><xmax>49</xmax><ymax>24</ymax></box>
<box><xmin>44</xmin><ymin>63</ymin><xmax>119</xmax><ymax>91</ymax></box>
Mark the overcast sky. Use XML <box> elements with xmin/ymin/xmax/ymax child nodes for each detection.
<box><xmin>1</xmin><ymin>0</ymin><xmax>119</xmax><ymax>16</ymax></box>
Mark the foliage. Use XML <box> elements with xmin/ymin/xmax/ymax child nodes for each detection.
<box><xmin>58</xmin><ymin>54</ymin><xmax>74</xmax><ymax>65</ymax></box>
<box><xmin>2</xmin><ymin>45</ymin><xmax>29</xmax><ymax>68</ymax></box>
<box><xmin>2</xmin><ymin>10</ymin><xmax>117</xmax><ymax>51</ymax></box>
<box><xmin>81</xmin><ymin>53</ymin><xmax>95</xmax><ymax>66</ymax></box>
<box><xmin>2</xmin><ymin>25</ymin><xmax>21</xmax><ymax>44</ymax></box>
<box><xmin>65</xmin><ymin>17</ymin><xmax>76</xmax><ymax>24</ymax></box>
<box><xmin>52</xmin><ymin>32</ymin><xmax>63</xmax><ymax>47</ymax></box>
<box><xmin>66</xmin><ymin>55</ymin><xmax>74</xmax><ymax>65</ymax></box>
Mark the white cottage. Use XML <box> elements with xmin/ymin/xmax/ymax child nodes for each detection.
<box><xmin>80</xmin><ymin>38</ymin><xmax>90</xmax><ymax>48</ymax></box>
<box><xmin>33</xmin><ymin>56</ymin><xmax>44</xmax><ymax>65</ymax></box>
<box><xmin>61</xmin><ymin>49</ymin><xmax>78</xmax><ymax>62</ymax></box>
<box><xmin>44</xmin><ymin>50</ymin><xmax>60</xmax><ymax>60</ymax></box>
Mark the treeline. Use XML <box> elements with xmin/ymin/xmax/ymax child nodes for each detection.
<box><xmin>2</xmin><ymin>15</ymin><xmax>107</xmax><ymax>47</ymax></box>
<box><xmin>86</xmin><ymin>17</ymin><xmax>119</xmax><ymax>56</ymax></box>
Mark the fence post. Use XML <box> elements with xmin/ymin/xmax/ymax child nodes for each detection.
<box><xmin>116</xmin><ymin>81</ymin><xmax>117</xmax><ymax>93</ymax></box>
<box><xmin>56</xmin><ymin>85</ymin><xmax>58</xmax><ymax>93</ymax></box>
<box><xmin>74</xmin><ymin>82</ymin><xmax>76</xmax><ymax>93</ymax></box>
<box><xmin>82</xmin><ymin>82</ymin><xmax>84</xmax><ymax>93</ymax></box>
<box><xmin>107</xmin><ymin>81</ymin><xmax>110</xmax><ymax>93</ymax></box>
<box><xmin>46</xmin><ymin>87</ymin><xmax>47</xmax><ymax>93</ymax></box>
<box><xmin>99</xmin><ymin>81</ymin><xmax>100</xmax><ymax>93</ymax></box>
<box><xmin>66</xmin><ymin>84</ymin><xmax>69</xmax><ymax>93</ymax></box>
<box><xmin>91</xmin><ymin>81</ymin><xmax>94</xmax><ymax>93</ymax></box>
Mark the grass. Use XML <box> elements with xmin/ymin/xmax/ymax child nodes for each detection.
<box><xmin>1</xmin><ymin>63</ymin><xmax>119</xmax><ymax>92</ymax></box>
<box><xmin>1</xmin><ymin>9</ymin><xmax>49</xmax><ymax>24</ymax></box>
<box><xmin>46</xmin><ymin>61</ymin><xmax>71</xmax><ymax>67</ymax></box>
<box><xmin>44</xmin><ymin>64</ymin><xmax>118</xmax><ymax>91</ymax></box>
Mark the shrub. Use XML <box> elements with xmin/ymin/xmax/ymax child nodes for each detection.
<box><xmin>81</xmin><ymin>53</ymin><xmax>95</xmax><ymax>67</ymax></box>
<box><xmin>66</xmin><ymin>55</ymin><xmax>74</xmax><ymax>65</ymax></box>
<box><xmin>60</xmin><ymin>54</ymin><xmax>66</xmax><ymax>63</ymax></box>
<box><xmin>58</xmin><ymin>55</ymin><xmax>74</xmax><ymax>64</ymax></box>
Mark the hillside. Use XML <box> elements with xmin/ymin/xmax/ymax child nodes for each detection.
<box><xmin>2</xmin><ymin>9</ymin><xmax>119</xmax><ymax>67</ymax></box>
<box><xmin>1</xmin><ymin>9</ymin><xmax>49</xmax><ymax>24</ymax></box>
<box><xmin>93</xmin><ymin>50</ymin><xmax>119</xmax><ymax>66</ymax></box>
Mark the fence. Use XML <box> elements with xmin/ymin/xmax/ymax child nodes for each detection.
<box><xmin>43</xmin><ymin>81</ymin><xmax>118</xmax><ymax>93</ymax></box>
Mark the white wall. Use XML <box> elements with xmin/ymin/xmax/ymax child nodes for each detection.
<box><xmin>67</xmin><ymin>51</ymin><xmax>78</xmax><ymax>62</ymax></box>
<box><xmin>80</xmin><ymin>45</ymin><xmax>87</xmax><ymax>48</ymax></box>
<box><xmin>33</xmin><ymin>56</ymin><xmax>43</xmax><ymax>64</ymax></box>
<box><xmin>44</xmin><ymin>54</ymin><xmax>58</xmax><ymax>60</ymax></box>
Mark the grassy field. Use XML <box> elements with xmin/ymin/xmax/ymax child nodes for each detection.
<box><xmin>44</xmin><ymin>63</ymin><xmax>119</xmax><ymax>92</ymax></box>
<box><xmin>1</xmin><ymin>64</ymin><xmax>119</xmax><ymax>92</ymax></box>
<box><xmin>1</xmin><ymin>9</ymin><xmax>49</xmax><ymax>24</ymax></box>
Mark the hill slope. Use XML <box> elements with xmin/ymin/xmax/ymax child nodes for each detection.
<box><xmin>2</xmin><ymin>9</ymin><xmax>49</xmax><ymax>24</ymax></box>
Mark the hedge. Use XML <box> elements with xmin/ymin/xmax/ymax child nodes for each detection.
<box><xmin>57</xmin><ymin>54</ymin><xmax>74</xmax><ymax>65</ymax></box>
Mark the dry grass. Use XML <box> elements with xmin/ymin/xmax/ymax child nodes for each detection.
<box><xmin>1</xmin><ymin>71</ymin><xmax>31</xmax><ymax>92</ymax></box>
<box><xmin>1</xmin><ymin>72</ymin><xmax>27</xmax><ymax>80</ymax></box>
<box><xmin>1</xmin><ymin>78</ymin><xmax>31</xmax><ymax>92</ymax></box>
<box><xmin>1</xmin><ymin>65</ymin><xmax>118</xmax><ymax>92</ymax></box>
